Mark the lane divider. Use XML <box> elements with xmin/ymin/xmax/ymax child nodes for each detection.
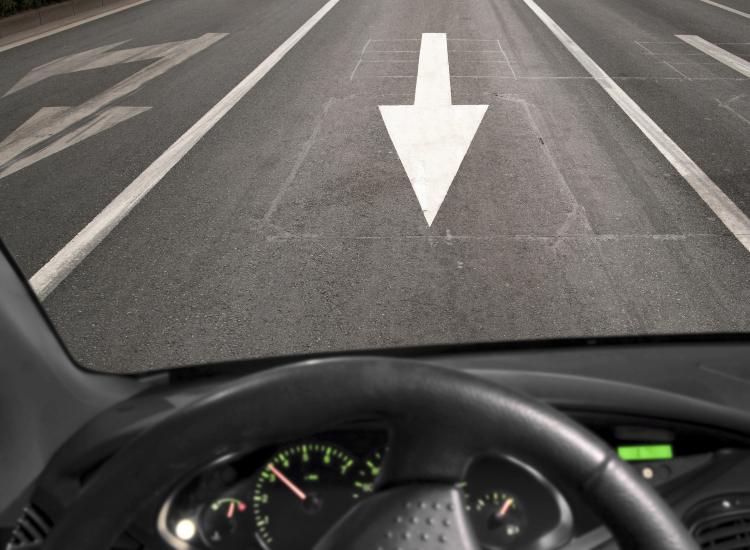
<box><xmin>694</xmin><ymin>0</ymin><xmax>750</xmax><ymax>20</ymax></box>
<box><xmin>30</xmin><ymin>0</ymin><xmax>345</xmax><ymax>300</ymax></box>
<box><xmin>677</xmin><ymin>35</ymin><xmax>750</xmax><ymax>79</ymax></box>
<box><xmin>522</xmin><ymin>0</ymin><xmax>750</xmax><ymax>253</ymax></box>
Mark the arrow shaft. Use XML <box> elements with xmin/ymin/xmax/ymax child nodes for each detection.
<box><xmin>414</xmin><ymin>33</ymin><xmax>452</xmax><ymax>107</ymax></box>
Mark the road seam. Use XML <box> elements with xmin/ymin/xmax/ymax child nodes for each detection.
<box><xmin>263</xmin><ymin>97</ymin><xmax>334</xmax><ymax>222</ymax></box>
<box><xmin>29</xmin><ymin>0</ymin><xmax>346</xmax><ymax>300</ymax></box>
<box><xmin>521</xmin><ymin>0</ymin><xmax>750</xmax><ymax>253</ymax></box>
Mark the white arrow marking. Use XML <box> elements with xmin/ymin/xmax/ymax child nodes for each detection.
<box><xmin>0</xmin><ymin>33</ymin><xmax>226</xmax><ymax>179</ymax></box>
<box><xmin>379</xmin><ymin>33</ymin><xmax>487</xmax><ymax>225</ymax></box>
<box><xmin>4</xmin><ymin>42</ymin><xmax>128</xmax><ymax>97</ymax></box>
<box><xmin>0</xmin><ymin>107</ymin><xmax>150</xmax><ymax>179</ymax></box>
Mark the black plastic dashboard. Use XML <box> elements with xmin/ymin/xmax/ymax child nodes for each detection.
<box><xmin>21</xmin><ymin>404</ymin><xmax>750</xmax><ymax>550</ymax></box>
<box><xmin>5</xmin><ymin>344</ymin><xmax>750</xmax><ymax>550</ymax></box>
<box><xmin>142</xmin><ymin>419</ymin><xmax>750</xmax><ymax>550</ymax></box>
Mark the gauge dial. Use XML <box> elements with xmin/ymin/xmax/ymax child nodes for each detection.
<box><xmin>252</xmin><ymin>443</ymin><xmax>358</xmax><ymax>548</ymax></box>
<box><xmin>471</xmin><ymin>491</ymin><xmax>525</xmax><ymax>549</ymax></box>
<box><xmin>200</xmin><ymin>497</ymin><xmax>257</xmax><ymax>548</ymax></box>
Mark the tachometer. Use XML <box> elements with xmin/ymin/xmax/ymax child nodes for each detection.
<box><xmin>252</xmin><ymin>443</ymin><xmax>358</xmax><ymax>548</ymax></box>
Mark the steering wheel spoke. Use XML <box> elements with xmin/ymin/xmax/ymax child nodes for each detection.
<box><xmin>314</xmin><ymin>485</ymin><xmax>481</xmax><ymax>550</ymax></box>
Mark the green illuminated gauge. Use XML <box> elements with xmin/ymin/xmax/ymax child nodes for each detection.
<box><xmin>353</xmin><ymin>449</ymin><xmax>385</xmax><ymax>499</ymax></box>
<box><xmin>200</xmin><ymin>497</ymin><xmax>257</xmax><ymax>549</ymax></box>
<box><xmin>470</xmin><ymin>491</ymin><xmax>526</xmax><ymax>549</ymax></box>
<box><xmin>252</xmin><ymin>443</ymin><xmax>358</xmax><ymax>548</ymax></box>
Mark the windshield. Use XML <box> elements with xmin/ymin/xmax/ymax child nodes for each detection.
<box><xmin>0</xmin><ymin>0</ymin><xmax>748</xmax><ymax>373</ymax></box>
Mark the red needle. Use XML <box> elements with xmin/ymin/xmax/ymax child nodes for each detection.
<box><xmin>227</xmin><ymin>501</ymin><xmax>235</xmax><ymax>519</ymax></box>
<box><xmin>498</xmin><ymin>498</ymin><xmax>514</xmax><ymax>518</ymax></box>
<box><xmin>268</xmin><ymin>463</ymin><xmax>307</xmax><ymax>501</ymax></box>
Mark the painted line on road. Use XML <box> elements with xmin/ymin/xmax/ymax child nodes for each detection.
<box><xmin>677</xmin><ymin>35</ymin><xmax>750</xmax><ymax>78</ymax></box>
<box><xmin>1</xmin><ymin>34</ymin><xmax>226</xmax><ymax>178</ymax></box>
<box><xmin>0</xmin><ymin>0</ymin><xmax>153</xmax><ymax>54</ymax></box>
<box><xmin>521</xmin><ymin>0</ymin><xmax>750</xmax><ymax>253</ymax></box>
<box><xmin>29</xmin><ymin>0</ymin><xmax>344</xmax><ymax>300</ymax></box>
<box><xmin>694</xmin><ymin>0</ymin><xmax>750</xmax><ymax>20</ymax></box>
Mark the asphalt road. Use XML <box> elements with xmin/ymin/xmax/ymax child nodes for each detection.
<box><xmin>0</xmin><ymin>0</ymin><xmax>748</xmax><ymax>373</ymax></box>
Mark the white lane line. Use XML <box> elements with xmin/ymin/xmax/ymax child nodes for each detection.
<box><xmin>677</xmin><ymin>35</ymin><xmax>750</xmax><ymax>78</ymax></box>
<box><xmin>694</xmin><ymin>0</ymin><xmax>750</xmax><ymax>19</ymax></box>
<box><xmin>0</xmin><ymin>0</ymin><xmax>153</xmax><ymax>54</ymax></box>
<box><xmin>30</xmin><ymin>0</ymin><xmax>344</xmax><ymax>300</ymax></box>
<box><xmin>521</xmin><ymin>0</ymin><xmax>750</xmax><ymax>252</ymax></box>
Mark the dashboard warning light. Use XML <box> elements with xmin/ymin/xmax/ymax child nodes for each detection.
<box><xmin>175</xmin><ymin>518</ymin><xmax>197</xmax><ymax>540</ymax></box>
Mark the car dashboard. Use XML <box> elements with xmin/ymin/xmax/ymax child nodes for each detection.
<box><xmin>132</xmin><ymin>415</ymin><xmax>750</xmax><ymax>550</ymax></box>
<box><xmin>5</xmin><ymin>343</ymin><xmax>750</xmax><ymax>550</ymax></box>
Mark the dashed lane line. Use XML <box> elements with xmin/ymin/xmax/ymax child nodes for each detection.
<box><xmin>694</xmin><ymin>0</ymin><xmax>750</xmax><ymax>20</ymax></box>
<box><xmin>677</xmin><ymin>35</ymin><xmax>750</xmax><ymax>79</ymax></box>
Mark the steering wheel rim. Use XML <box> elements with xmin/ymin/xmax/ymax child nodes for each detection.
<box><xmin>44</xmin><ymin>357</ymin><xmax>697</xmax><ymax>550</ymax></box>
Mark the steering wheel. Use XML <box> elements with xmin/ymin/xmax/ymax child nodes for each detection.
<box><xmin>44</xmin><ymin>358</ymin><xmax>697</xmax><ymax>550</ymax></box>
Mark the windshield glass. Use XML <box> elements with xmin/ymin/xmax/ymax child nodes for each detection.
<box><xmin>1</xmin><ymin>0</ymin><xmax>748</xmax><ymax>373</ymax></box>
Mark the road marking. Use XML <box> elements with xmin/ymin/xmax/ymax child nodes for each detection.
<box><xmin>0</xmin><ymin>34</ymin><xmax>226</xmax><ymax>179</ymax></box>
<box><xmin>0</xmin><ymin>0</ymin><xmax>153</xmax><ymax>54</ymax></box>
<box><xmin>1</xmin><ymin>107</ymin><xmax>151</xmax><ymax>177</ymax></box>
<box><xmin>676</xmin><ymin>35</ymin><xmax>750</xmax><ymax>78</ymax></box>
<box><xmin>522</xmin><ymin>0</ymin><xmax>750</xmax><ymax>252</ymax></box>
<box><xmin>379</xmin><ymin>33</ymin><xmax>487</xmax><ymax>225</ymax></box>
<box><xmin>694</xmin><ymin>0</ymin><xmax>750</xmax><ymax>19</ymax></box>
<box><xmin>414</xmin><ymin>34</ymin><xmax>452</xmax><ymax>106</ymax></box>
<box><xmin>30</xmin><ymin>0</ymin><xmax>345</xmax><ymax>300</ymax></box>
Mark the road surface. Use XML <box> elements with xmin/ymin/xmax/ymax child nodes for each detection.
<box><xmin>0</xmin><ymin>0</ymin><xmax>748</xmax><ymax>372</ymax></box>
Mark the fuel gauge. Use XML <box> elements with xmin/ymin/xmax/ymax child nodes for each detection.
<box><xmin>471</xmin><ymin>491</ymin><xmax>525</xmax><ymax>549</ymax></box>
<box><xmin>201</xmin><ymin>497</ymin><xmax>256</xmax><ymax>548</ymax></box>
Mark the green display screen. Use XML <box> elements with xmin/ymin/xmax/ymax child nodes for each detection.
<box><xmin>617</xmin><ymin>444</ymin><xmax>673</xmax><ymax>461</ymax></box>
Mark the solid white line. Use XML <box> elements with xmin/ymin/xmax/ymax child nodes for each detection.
<box><xmin>677</xmin><ymin>35</ymin><xmax>750</xmax><ymax>78</ymax></box>
<box><xmin>0</xmin><ymin>0</ymin><xmax>153</xmax><ymax>54</ymax></box>
<box><xmin>695</xmin><ymin>0</ymin><xmax>750</xmax><ymax>19</ymax></box>
<box><xmin>522</xmin><ymin>0</ymin><xmax>750</xmax><ymax>252</ymax></box>
<box><xmin>30</xmin><ymin>0</ymin><xmax>344</xmax><ymax>300</ymax></box>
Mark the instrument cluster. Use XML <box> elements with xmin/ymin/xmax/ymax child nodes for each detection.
<box><xmin>159</xmin><ymin>429</ymin><xmax>571</xmax><ymax>550</ymax></box>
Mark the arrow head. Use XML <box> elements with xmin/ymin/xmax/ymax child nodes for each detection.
<box><xmin>380</xmin><ymin>104</ymin><xmax>487</xmax><ymax>225</ymax></box>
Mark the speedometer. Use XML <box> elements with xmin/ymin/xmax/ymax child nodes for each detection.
<box><xmin>252</xmin><ymin>443</ymin><xmax>358</xmax><ymax>549</ymax></box>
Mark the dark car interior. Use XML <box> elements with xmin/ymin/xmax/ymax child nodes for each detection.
<box><xmin>3</xmin><ymin>241</ymin><xmax>750</xmax><ymax>550</ymax></box>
